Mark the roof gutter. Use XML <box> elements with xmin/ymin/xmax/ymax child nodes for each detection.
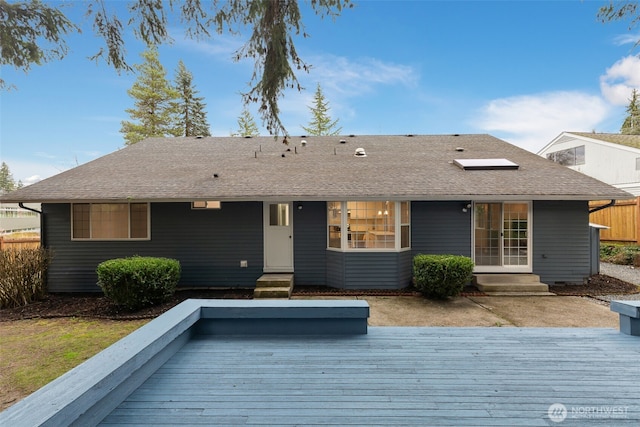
<box><xmin>589</xmin><ymin>199</ymin><xmax>616</xmax><ymax>214</ymax></box>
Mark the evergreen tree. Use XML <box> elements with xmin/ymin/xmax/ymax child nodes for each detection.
<box><xmin>621</xmin><ymin>89</ymin><xmax>640</xmax><ymax>135</ymax></box>
<box><xmin>0</xmin><ymin>162</ymin><xmax>18</xmax><ymax>193</ymax></box>
<box><xmin>301</xmin><ymin>83</ymin><xmax>342</xmax><ymax>136</ymax></box>
<box><xmin>173</xmin><ymin>61</ymin><xmax>211</xmax><ymax>137</ymax></box>
<box><xmin>1</xmin><ymin>0</ymin><xmax>352</xmax><ymax>135</ymax></box>
<box><xmin>120</xmin><ymin>46</ymin><xmax>179</xmax><ymax>145</ymax></box>
<box><xmin>233</xmin><ymin>107</ymin><xmax>260</xmax><ymax>137</ymax></box>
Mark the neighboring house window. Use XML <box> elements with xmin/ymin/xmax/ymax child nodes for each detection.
<box><xmin>546</xmin><ymin>145</ymin><xmax>585</xmax><ymax>166</ymax></box>
<box><xmin>327</xmin><ymin>201</ymin><xmax>410</xmax><ymax>250</ymax></box>
<box><xmin>72</xmin><ymin>203</ymin><xmax>149</xmax><ymax>240</ymax></box>
<box><xmin>0</xmin><ymin>207</ymin><xmax>38</xmax><ymax>218</ymax></box>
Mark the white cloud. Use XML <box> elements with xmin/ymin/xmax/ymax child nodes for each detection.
<box><xmin>600</xmin><ymin>55</ymin><xmax>640</xmax><ymax>105</ymax></box>
<box><xmin>302</xmin><ymin>54</ymin><xmax>418</xmax><ymax>97</ymax></box>
<box><xmin>613</xmin><ymin>33</ymin><xmax>640</xmax><ymax>46</ymax></box>
<box><xmin>173</xmin><ymin>32</ymin><xmax>244</xmax><ymax>61</ymax></box>
<box><xmin>272</xmin><ymin>54</ymin><xmax>418</xmax><ymax>130</ymax></box>
<box><xmin>2</xmin><ymin>159</ymin><xmax>63</xmax><ymax>184</ymax></box>
<box><xmin>475</xmin><ymin>92</ymin><xmax>610</xmax><ymax>153</ymax></box>
<box><xmin>23</xmin><ymin>175</ymin><xmax>42</xmax><ymax>186</ymax></box>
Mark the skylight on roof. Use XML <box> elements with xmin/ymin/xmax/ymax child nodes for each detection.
<box><xmin>453</xmin><ymin>158</ymin><xmax>519</xmax><ymax>170</ymax></box>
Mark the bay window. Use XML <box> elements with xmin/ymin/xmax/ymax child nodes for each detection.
<box><xmin>327</xmin><ymin>201</ymin><xmax>410</xmax><ymax>250</ymax></box>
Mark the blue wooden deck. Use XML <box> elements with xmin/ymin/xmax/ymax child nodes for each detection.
<box><xmin>100</xmin><ymin>327</ymin><xmax>640</xmax><ymax>426</ymax></box>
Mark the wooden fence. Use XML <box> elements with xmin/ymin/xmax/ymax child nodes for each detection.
<box><xmin>0</xmin><ymin>236</ymin><xmax>41</xmax><ymax>251</ymax></box>
<box><xmin>589</xmin><ymin>198</ymin><xmax>640</xmax><ymax>244</ymax></box>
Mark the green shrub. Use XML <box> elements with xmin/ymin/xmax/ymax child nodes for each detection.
<box><xmin>413</xmin><ymin>254</ymin><xmax>474</xmax><ymax>299</ymax></box>
<box><xmin>0</xmin><ymin>248</ymin><xmax>51</xmax><ymax>309</ymax></box>
<box><xmin>600</xmin><ymin>243</ymin><xmax>640</xmax><ymax>265</ymax></box>
<box><xmin>97</xmin><ymin>256</ymin><xmax>180</xmax><ymax>311</ymax></box>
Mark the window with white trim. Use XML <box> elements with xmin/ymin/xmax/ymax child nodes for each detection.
<box><xmin>328</xmin><ymin>201</ymin><xmax>342</xmax><ymax>248</ymax></box>
<box><xmin>72</xmin><ymin>203</ymin><xmax>149</xmax><ymax>240</ymax></box>
<box><xmin>400</xmin><ymin>201</ymin><xmax>410</xmax><ymax>248</ymax></box>
<box><xmin>327</xmin><ymin>201</ymin><xmax>410</xmax><ymax>250</ymax></box>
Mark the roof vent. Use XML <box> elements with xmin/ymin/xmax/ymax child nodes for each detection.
<box><xmin>340</xmin><ymin>139</ymin><xmax>347</xmax><ymax>144</ymax></box>
<box><xmin>301</xmin><ymin>140</ymin><xmax>307</xmax><ymax>146</ymax></box>
<box><xmin>349</xmin><ymin>134</ymin><xmax>356</xmax><ymax>137</ymax></box>
<box><xmin>354</xmin><ymin>148</ymin><xmax>367</xmax><ymax>157</ymax></box>
<box><xmin>455</xmin><ymin>147</ymin><xmax>464</xmax><ymax>152</ymax></box>
<box><xmin>244</xmin><ymin>135</ymin><xmax>252</xmax><ymax>138</ymax></box>
<box><xmin>196</xmin><ymin>135</ymin><xmax>204</xmax><ymax>139</ymax></box>
<box><xmin>406</xmin><ymin>134</ymin><xmax>414</xmax><ymax>137</ymax></box>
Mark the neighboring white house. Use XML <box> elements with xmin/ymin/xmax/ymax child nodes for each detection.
<box><xmin>538</xmin><ymin>132</ymin><xmax>640</xmax><ymax>196</ymax></box>
<box><xmin>0</xmin><ymin>202</ymin><xmax>40</xmax><ymax>235</ymax></box>
<box><xmin>539</xmin><ymin>132</ymin><xmax>640</xmax><ymax>243</ymax></box>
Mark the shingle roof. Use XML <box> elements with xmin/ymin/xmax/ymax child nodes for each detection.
<box><xmin>0</xmin><ymin>134</ymin><xmax>631</xmax><ymax>203</ymax></box>
<box><xmin>569</xmin><ymin>132</ymin><xmax>640</xmax><ymax>150</ymax></box>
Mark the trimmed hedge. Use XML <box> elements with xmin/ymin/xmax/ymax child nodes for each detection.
<box><xmin>0</xmin><ymin>248</ymin><xmax>51</xmax><ymax>309</ymax></box>
<box><xmin>413</xmin><ymin>254</ymin><xmax>474</xmax><ymax>299</ymax></box>
<box><xmin>97</xmin><ymin>256</ymin><xmax>180</xmax><ymax>311</ymax></box>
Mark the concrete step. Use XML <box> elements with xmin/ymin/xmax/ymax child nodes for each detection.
<box><xmin>254</xmin><ymin>274</ymin><xmax>294</xmax><ymax>299</ymax></box>
<box><xmin>473</xmin><ymin>274</ymin><xmax>550</xmax><ymax>294</ymax></box>
<box><xmin>256</xmin><ymin>273</ymin><xmax>293</xmax><ymax>288</ymax></box>
<box><xmin>480</xmin><ymin>291</ymin><xmax>556</xmax><ymax>296</ymax></box>
<box><xmin>474</xmin><ymin>274</ymin><xmax>541</xmax><ymax>285</ymax></box>
<box><xmin>253</xmin><ymin>286</ymin><xmax>293</xmax><ymax>299</ymax></box>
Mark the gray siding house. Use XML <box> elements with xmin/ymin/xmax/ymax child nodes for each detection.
<box><xmin>0</xmin><ymin>134</ymin><xmax>630</xmax><ymax>292</ymax></box>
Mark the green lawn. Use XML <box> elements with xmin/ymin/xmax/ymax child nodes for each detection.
<box><xmin>0</xmin><ymin>317</ymin><xmax>148</xmax><ymax>411</ymax></box>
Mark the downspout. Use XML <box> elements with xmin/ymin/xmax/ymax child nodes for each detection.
<box><xmin>589</xmin><ymin>199</ymin><xmax>616</xmax><ymax>214</ymax></box>
<box><xmin>18</xmin><ymin>202</ymin><xmax>45</xmax><ymax>248</ymax></box>
<box><xmin>18</xmin><ymin>202</ymin><xmax>42</xmax><ymax>215</ymax></box>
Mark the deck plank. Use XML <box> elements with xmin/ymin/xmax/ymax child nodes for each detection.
<box><xmin>99</xmin><ymin>327</ymin><xmax>640</xmax><ymax>426</ymax></box>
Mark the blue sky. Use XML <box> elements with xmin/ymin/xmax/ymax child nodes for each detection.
<box><xmin>2</xmin><ymin>0</ymin><xmax>640</xmax><ymax>185</ymax></box>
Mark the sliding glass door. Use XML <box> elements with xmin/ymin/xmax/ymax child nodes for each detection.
<box><xmin>473</xmin><ymin>202</ymin><xmax>531</xmax><ymax>272</ymax></box>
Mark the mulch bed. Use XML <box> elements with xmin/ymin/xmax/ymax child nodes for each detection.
<box><xmin>1</xmin><ymin>274</ymin><xmax>638</xmax><ymax>322</ymax></box>
<box><xmin>549</xmin><ymin>274</ymin><xmax>640</xmax><ymax>296</ymax></box>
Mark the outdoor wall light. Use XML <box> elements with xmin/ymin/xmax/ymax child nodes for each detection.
<box><xmin>462</xmin><ymin>203</ymin><xmax>472</xmax><ymax>213</ymax></box>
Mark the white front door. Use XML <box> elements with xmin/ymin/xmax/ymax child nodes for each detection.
<box><xmin>473</xmin><ymin>202</ymin><xmax>532</xmax><ymax>273</ymax></box>
<box><xmin>263</xmin><ymin>202</ymin><xmax>294</xmax><ymax>272</ymax></box>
